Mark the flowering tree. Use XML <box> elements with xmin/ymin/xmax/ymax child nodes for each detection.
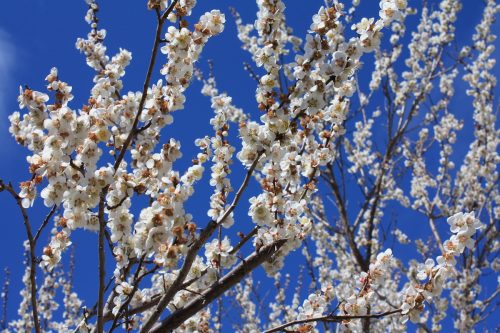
<box><xmin>1</xmin><ymin>0</ymin><xmax>499</xmax><ymax>332</ymax></box>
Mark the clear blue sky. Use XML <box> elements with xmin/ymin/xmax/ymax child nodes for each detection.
<box><xmin>0</xmin><ymin>0</ymin><xmax>496</xmax><ymax>331</ymax></box>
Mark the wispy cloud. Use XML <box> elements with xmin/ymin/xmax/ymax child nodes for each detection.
<box><xmin>0</xmin><ymin>29</ymin><xmax>16</xmax><ymax>149</ymax></box>
<box><xmin>0</xmin><ymin>29</ymin><xmax>15</xmax><ymax>112</ymax></box>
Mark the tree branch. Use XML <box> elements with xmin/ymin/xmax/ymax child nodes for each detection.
<box><xmin>96</xmin><ymin>189</ymin><xmax>107</xmax><ymax>333</ymax></box>
<box><xmin>150</xmin><ymin>239</ymin><xmax>288</xmax><ymax>333</ymax></box>
<box><xmin>34</xmin><ymin>205</ymin><xmax>57</xmax><ymax>244</ymax></box>
<box><xmin>263</xmin><ymin>308</ymin><xmax>402</xmax><ymax>333</ymax></box>
<box><xmin>93</xmin><ymin>2</ymin><xmax>179</xmax><ymax>332</ymax></box>
<box><xmin>0</xmin><ymin>180</ymin><xmax>41</xmax><ymax>333</ymax></box>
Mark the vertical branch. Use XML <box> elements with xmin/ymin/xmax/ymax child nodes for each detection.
<box><xmin>217</xmin><ymin>224</ymin><xmax>222</xmax><ymax>333</ymax></box>
<box><xmin>96</xmin><ymin>190</ymin><xmax>107</xmax><ymax>333</ymax></box>
<box><xmin>428</xmin><ymin>217</ymin><xmax>445</xmax><ymax>254</ymax></box>
<box><xmin>0</xmin><ymin>268</ymin><xmax>10</xmax><ymax>330</ymax></box>
<box><xmin>324</xmin><ymin>165</ymin><xmax>366</xmax><ymax>270</ymax></box>
<box><xmin>0</xmin><ymin>180</ymin><xmax>41</xmax><ymax>333</ymax></box>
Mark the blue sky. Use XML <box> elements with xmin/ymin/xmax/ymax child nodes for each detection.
<box><xmin>0</xmin><ymin>0</ymin><xmax>497</xmax><ymax>331</ymax></box>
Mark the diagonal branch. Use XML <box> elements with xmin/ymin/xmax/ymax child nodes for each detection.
<box><xmin>150</xmin><ymin>239</ymin><xmax>288</xmax><ymax>333</ymax></box>
<box><xmin>112</xmin><ymin>0</ymin><xmax>178</xmax><ymax>173</ymax></box>
<box><xmin>34</xmin><ymin>205</ymin><xmax>57</xmax><ymax>244</ymax></box>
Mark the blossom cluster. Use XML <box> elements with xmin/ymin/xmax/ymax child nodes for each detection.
<box><xmin>2</xmin><ymin>0</ymin><xmax>498</xmax><ymax>331</ymax></box>
<box><xmin>400</xmin><ymin>212</ymin><xmax>483</xmax><ymax>323</ymax></box>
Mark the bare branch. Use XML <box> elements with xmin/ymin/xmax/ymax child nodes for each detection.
<box><xmin>33</xmin><ymin>205</ymin><xmax>57</xmax><ymax>244</ymax></box>
<box><xmin>263</xmin><ymin>309</ymin><xmax>402</xmax><ymax>333</ymax></box>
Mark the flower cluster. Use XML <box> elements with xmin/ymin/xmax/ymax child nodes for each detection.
<box><xmin>340</xmin><ymin>249</ymin><xmax>394</xmax><ymax>330</ymax></box>
<box><xmin>199</xmin><ymin>74</ymin><xmax>242</xmax><ymax>229</ymax></box>
<box><xmin>400</xmin><ymin>212</ymin><xmax>483</xmax><ymax>323</ymax></box>
<box><xmin>204</xmin><ymin>237</ymin><xmax>236</xmax><ymax>268</ymax></box>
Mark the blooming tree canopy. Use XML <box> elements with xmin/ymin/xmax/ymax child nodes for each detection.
<box><xmin>0</xmin><ymin>0</ymin><xmax>499</xmax><ymax>332</ymax></box>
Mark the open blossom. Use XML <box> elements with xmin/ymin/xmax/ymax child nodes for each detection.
<box><xmin>368</xmin><ymin>248</ymin><xmax>393</xmax><ymax>285</ymax></box>
<box><xmin>344</xmin><ymin>294</ymin><xmax>368</xmax><ymax>316</ymax></box>
<box><xmin>197</xmin><ymin>10</ymin><xmax>225</xmax><ymax>35</ymax></box>
<box><xmin>401</xmin><ymin>285</ymin><xmax>424</xmax><ymax>323</ymax></box>
<box><xmin>112</xmin><ymin>282</ymin><xmax>134</xmax><ymax>316</ymax></box>
<box><xmin>332</xmin><ymin>51</ymin><xmax>348</xmax><ymax>74</ymax></box>
<box><xmin>204</xmin><ymin>237</ymin><xmax>236</xmax><ymax>268</ymax></box>
<box><xmin>19</xmin><ymin>180</ymin><xmax>38</xmax><ymax>208</ymax></box>
<box><xmin>447</xmin><ymin>212</ymin><xmax>482</xmax><ymax>234</ymax></box>
<box><xmin>254</xmin><ymin>45</ymin><xmax>276</xmax><ymax>70</ymax></box>
<box><xmin>299</xmin><ymin>293</ymin><xmax>327</xmax><ymax>318</ymax></box>
<box><xmin>379</xmin><ymin>0</ymin><xmax>403</xmax><ymax>24</ymax></box>
<box><xmin>416</xmin><ymin>258</ymin><xmax>435</xmax><ymax>281</ymax></box>
<box><xmin>249</xmin><ymin>195</ymin><xmax>273</xmax><ymax>226</ymax></box>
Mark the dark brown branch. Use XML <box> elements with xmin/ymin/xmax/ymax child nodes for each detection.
<box><xmin>0</xmin><ymin>180</ymin><xmax>41</xmax><ymax>333</ymax></box>
<box><xmin>104</xmin><ymin>229</ymin><xmax>115</xmax><ymax>255</ymax></box>
<box><xmin>96</xmin><ymin>189</ymin><xmax>107</xmax><ymax>333</ymax></box>
<box><xmin>230</xmin><ymin>226</ymin><xmax>259</xmax><ymax>255</ymax></box>
<box><xmin>139</xmin><ymin>220</ymin><xmax>219</xmax><ymax>332</ymax></box>
<box><xmin>106</xmin><ymin>195</ymin><xmax>128</xmax><ymax>210</ymax></box>
<box><xmin>150</xmin><ymin>239</ymin><xmax>288</xmax><ymax>333</ymax></box>
<box><xmin>69</xmin><ymin>159</ymin><xmax>85</xmax><ymax>177</ymax></box>
<box><xmin>86</xmin><ymin>266</ymin><xmax>134</xmax><ymax>332</ymax></box>
<box><xmin>34</xmin><ymin>205</ymin><xmax>57</xmax><ymax>243</ymax></box>
<box><xmin>324</xmin><ymin>164</ymin><xmax>366</xmax><ymax>270</ymax></box>
<box><xmin>263</xmin><ymin>308</ymin><xmax>402</xmax><ymax>333</ymax></box>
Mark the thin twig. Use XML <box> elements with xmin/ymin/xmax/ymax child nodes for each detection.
<box><xmin>109</xmin><ymin>256</ymin><xmax>146</xmax><ymax>332</ymax></box>
<box><xmin>230</xmin><ymin>226</ymin><xmax>259</xmax><ymax>255</ymax></box>
<box><xmin>263</xmin><ymin>309</ymin><xmax>403</xmax><ymax>333</ymax></box>
<box><xmin>112</xmin><ymin>0</ymin><xmax>178</xmax><ymax>173</ymax></box>
<box><xmin>34</xmin><ymin>205</ymin><xmax>57</xmax><ymax>243</ymax></box>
